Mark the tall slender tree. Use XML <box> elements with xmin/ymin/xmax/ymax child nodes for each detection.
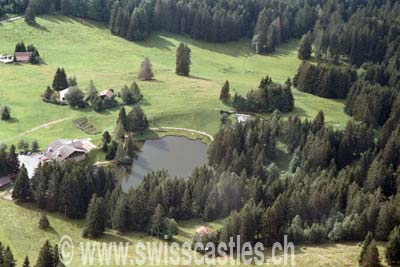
<box><xmin>12</xmin><ymin>165</ymin><xmax>33</xmax><ymax>202</ymax></box>
<box><xmin>176</xmin><ymin>43</ymin><xmax>191</xmax><ymax>76</ymax></box>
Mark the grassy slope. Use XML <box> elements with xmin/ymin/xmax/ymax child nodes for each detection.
<box><xmin>0</xmin><ymin>15</ymin><xmax>349</xmax><ymax>148</ymax></box>
<box><xmin>0</xmin><ymin>196</ymin><xmax>388</xmax><ymax>267</ymax></box>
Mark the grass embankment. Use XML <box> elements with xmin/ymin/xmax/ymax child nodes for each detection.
<box><xmin>0</xmin><ymin>15</ymin><xmax>349</xmax><ymax>149</ymax></box>
<box><xmin>0</xmin><ymin>196</ymin><xmax>388</xmax><ymax>267</ymax></box>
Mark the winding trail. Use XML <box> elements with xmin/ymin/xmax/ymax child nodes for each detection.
<box><xmin>150</xmin><ymin>127</ymin><xmax>214</xmax><ymax>141</ymax></box>
<box><xmin>0</xmin><ymin>118</ymin><xmax>70</xmax><ymax>143</ymax></box>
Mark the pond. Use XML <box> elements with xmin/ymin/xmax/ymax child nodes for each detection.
<box><xmin>120</xmin><ymin>136</ymin><xmax>209</xmax><ymax>190</ymax></box>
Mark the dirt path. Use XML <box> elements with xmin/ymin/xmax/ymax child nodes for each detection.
<box><xmin>1</xmin><ymin>118</ymin><xmax>70</xmax><ymax>143</ymax></box>
<box><xmin>0</xmin><ymin>16</ymin><xmax>23</xmax><ymax>24</ymax></box>
<box><xmin>151</xmin><ymin>127</ymin><xmax>214</xmax><ymax>141</ymax></box>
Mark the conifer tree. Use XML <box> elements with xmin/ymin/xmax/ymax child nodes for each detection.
<box><xmin>12</xmin><ymin>165</ymin><xmax>33</xmax><ymax>202</ymax></box>
<box><xmin>112</xmin><ymin>195</ymin><xmax>128</xmax><ymax>232</ymax></box>
<box><xmin>34</xmin><ymin>241</ymin><xmax>55</xmax><ymax>267</ymax></box>
<box><xmin>138</xmin><ymin>57</ymin><xmax>154</xmax><ymax>81</ymax></box>
<box><xmin>149</xmin><ymin>204</ymin><xmax>165</xmax><ymax>237</ymax></box>
<box><xmin>52</xmin><ymin>68</ymin><xmax>68</xmax><ymax>91</ymax></box>
<box><xmin>0</xmin><ymin>242</ymin><xmax>4</xmax><ymax>266</ymax></box>
<box><xmin>1</xmin><ymin>106</ymin><xmax>11</xmax><ymax>121</ymax></box>
<box><xmin>22</xmin><ymin>256</ymin><xmax>30</xmax><ymax>267</ymax></box>
<box><xmin>298</xmin><ymin>32</ymin><xmax>312</xmax><ymax>60</ymax></box>
<box><xmin>220</xmin><ymin>80</ymin><xmax>231</xmax><ymax>102</ymax></box>
<box><xmin>176</xmin><ymin>43</ymin><xmax>191</xmax><ymax>76</ymax></box>
<box><xmin>24</xmin><ymin>6</ymin><xmax>36</xmax><ymax>24</ymax></box>
<box><xmin>3</xmin><ymin>246</ymin><xmax>16</xmax><ymax>267</ymax></box>
<box><xmin>361</xmin><ymin>241</ymin><xmax>382</xmax><ymax>267</ymax></box>
<box><xmin>83</xmin><ymin>194</ymin><xmax>107</xmax><ymax>238</ymax></box>
<box><xmin>386</xmin><ymin>226</ymin><xmax>400</xmax><ymax>265</ymax></box>
<box><xmin>126</xmin><ymin>106</ymin><xmax>148</xmax><ymax>132</ymax></box>
<box><xmin>359</xmin><ymin>232</ymin><xmax>373</xmax><ymax>265</ymax></box>
<box><xmin>39</xmin><ymin>213</ymin><xmax>50</xmax><ymax>230</ymax></box>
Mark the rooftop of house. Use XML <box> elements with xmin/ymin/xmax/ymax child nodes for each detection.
<box><xmin>99</xmin><ymin>89</ymin><xmax>114</xmax><ymax>98</ymax></box>
<box><xmin>195</xmin><ymin>226</ymin><xmax>213</xmax><ymax>235</ymax></box>
<box><xmin>44</xmin><ymin>139</ymin><xmax>96</xmax><ymax>162</ymax></box>
<box><xmin>236</xmin><ymin>113</ymin><xmax>252</xmax><ymax>123</ymax></box>
<box><xmin>15</xmin><ymin>52</ymin><xmax>32</xmax><ymax>62</ymax></box>
<box><xmin>0</xmin><ymin>176</ymin><xmax>12</xmax><ymax>188</ymax></box>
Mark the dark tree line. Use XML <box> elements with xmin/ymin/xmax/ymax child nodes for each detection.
<box><xmin>23</xmin><ymin>162</ymin><xmax>116</xmax><ymax>219</ymax></box>
<box><xmin>232</xmin><ymin>76</ymin><xmax>294</xmax><ymax>113</ymax></box>
<box><xmin>0</xmin><ymin>144</ymin><xmax>19</xmax><ymax>177</ymax></box>
<box><xmin>293</xmin><ymin>62</ymin><xmax>357</xmax><ymax>99</ymax></box>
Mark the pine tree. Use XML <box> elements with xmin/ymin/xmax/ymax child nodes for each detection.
<box><xmin>112</xmin><ymin>195</ymin><xmax>128</xmax><ymax>232</ymax></box>
<box><xmin>39</xmin><ymin>213</ymin><xmax>50</xmax><ymax>230</ymax></box>
<box><xmin>126</xmin><ymin>106</ymin><xmax>148</xmax><ymax>132</ymax></box>
<box><xmin>298</xmin><ymin>32</ymin><xmax>312</xmax><ymax>60</ymax></box>
<box><xmin>34</xmin><ymin>241</ymin><xmax>55</xmax><ymax>267</ymax></box>
<box><xmin>83</xmin><ymin>194</ymin><xmax>107</xmax><ymax>238</ymax></box>
<box><xmin>176</xmin><ymin>43</ymin><xmax>191</xmax><ymax>76</ymax></box>
<box><xmin>43</xmin><ymin>86</ymin><xmax>53</xmax><ymax>100</ymax></box>
<box><xmin>24</xmin><ymin>6</ymin><xmax>36</xmax><ymax>24</ymax></box>
<box><xmin>386</xmin><ymin>226</ymin><xmax>400</xmax><ymax>266</ymax></box>
<box><xmin>102</xmin><ymin>131</ymin><xmax>111</xmax><ymax>152</ymax></box>
<box><xmin>7</xmin><ymin>145</ymin><xmax>19</xmax><ymax>175</ymax></box>
<box><xmin>220</xmin><ymin>80</ymin><xmax>231</xmax><ymax>102</ymax></box>
<box><xmin>359</xmin><ymin>232</ymin><xmax>373</xmax><ymax>265</ymax></box>
<box><xmin>12</xmin><ymin>165</ymin><xmax>33</xmax><ymax>202</ymax></box>
<box><xmin>149</xmin><ymin>204</ymin><xmax>165</xmax><ymax>237</ymax></box>
<box><xmin>138</xmin><ymin>57</ymin><xmax>154</xmax><ymax>81</ymax></box>
<box><xmin>361</xmin><ymin>241</ymin><xmax>382</xmax><ymax>267</ymax></box>
<box><xmin>52</xmin><ymin>68</ymin><xmax>68</xmax><ymax>91</ymax></box>
<box><xmin>3</xmin><ymin>246</ymin><xmax>16</xmax><ymax>267</ymax></box>
<box><xmin>1</xmin><ymin>106</ymin><xmax>11</xmax><ymax>121</ymax></box>
<box><xmin>22</xmin><ymin>256</ymin><xmax>30</xmax><ymax>267</ymax></box>
<box><xmin>0</xmin><ymin>242</ymin><xmax>4</xmax><ymax>266</ymax></box>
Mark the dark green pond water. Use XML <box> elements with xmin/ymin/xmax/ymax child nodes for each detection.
<box><xmin>121</xmin><ymin>136</ymin><xmax>208</xmax><ymax>190</ymax></box>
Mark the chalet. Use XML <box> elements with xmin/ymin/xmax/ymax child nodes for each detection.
<box><xmin>236</xmin><ymin>113</ymin><xmax>252</xmax><ymax>123</ymax></box>
<box><xmin>60</xmin><ymin>88</ymin><xmax>70</xmax><ymax>104</ymax></box>
<box><xmin>99</xmin><ymin>89</ymin><xmax>115</xmax><ymax>99</ymax></box>
<box><xmin>42</xmin><ymin>139</ymin><xmax>96</xmax><ymax>163</ymax></box>
<box><xmin>14</xmin><ymin>52</ymin><xmax>32</xmax><ymax>63</ymax></box>
<box><xmin>195</xmin><ymin>226</ymin><xmax>213</xmax><ymax>236</ymax></box>
<box><xmin>0</xmin><ymin>176</ymin><xmax>12</xmax><ymax>188</ymax></box>
<box><xmin>0</xmin><ymin>54</ymin><xmax>14</xmax><ymax>64</ymax></box>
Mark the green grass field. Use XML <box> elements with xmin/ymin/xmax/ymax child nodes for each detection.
<box><xmin>0</xmin><ymin>15</ymin><xmax>349</xmax><ymax>149</ymax></box>
<box><xmin>0</xmin><ymin>195</ymin><xmax>388</xmax><ymax>267</ymax></box>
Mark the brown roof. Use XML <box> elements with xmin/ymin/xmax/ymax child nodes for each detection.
<box><xmin>15</xmin><ymin>52</ymin><xmax>32</xmax><ymax>62</ymax></box>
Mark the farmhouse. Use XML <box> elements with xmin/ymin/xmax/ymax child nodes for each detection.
<box><xmin>99</xmin><ymin>89</ymin><xmax>115</xmax><ymax>99</ymax></box>
<box><xmin>236</xmin><ymin>113</ymin><xmax>252</xmax><ymax>123</ymax></box>
<box><xmin>0</xmin><ymin>54</ymin><xmax>14</xmax><ymax>64</ymax></box>
<box><xmin>14</xmin><ymin>52</ymin><xmax>32</xmax><ymax>63</ymax></box>
<box><xmin>59</xmin><ymin>88</ymin><xmax>70</xmax><ymax>104</ymax></box>
<box><xmin>0</xmin><ymin>175</ymin><xmax>13</xmax><ymax>189</ymax></box>
<box><xmin>42</xmin><ymin>139</ymin><xmax>96</xmax><ymax>163</ymax></box>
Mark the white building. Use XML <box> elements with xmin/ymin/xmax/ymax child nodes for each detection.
<box><xmin>236</xmin><ymin>113</ymin><xmax>252</xmax><ymax>123</ymax></box>
<box><xmin>59</xmin><ymin>88</ymin><xmax>70</xmax><ymax>104</ymax></box>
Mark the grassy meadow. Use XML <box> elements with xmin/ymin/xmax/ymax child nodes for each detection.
<box><xmin>0</xmin><ymin>15</ymin><xmax>349</xmax><ymax>149</ymax></box>
<box><xmin>0</xmin><ymin>15</ymin><xmax>360</xmax><ymax>266</ymax></box>
<box><xmin>0</xmin><ymin>194</ymin><xmax>387</xmax><ymax>267</ymax></box>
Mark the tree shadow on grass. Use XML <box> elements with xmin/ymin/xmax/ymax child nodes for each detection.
<box><xmin>29</xmin><ymin>21</ymin><xmax>49</xmax><ymax>32</ymax></box>
<box><xmin>40</xmin><ymin>15</ymin><xmax>107</xmax><ymax>30</ymax></box>
<box><xmin>135</xmin><ymin>33</ymin><xmax>175</xmax><ymax>51</ymax></box>
<box><xmin>41</xmin><ymin>226</ymin><xmax>60</xmax><ymax>237</ymax></box>
<box><xmin>187</xmin><ymin>75</ymin><xmax>212</xmax><ymax>82</ymax></box>
<box><xmin>4</xmin><ymin>117</ymin><xmax>19</xmax><ymax>124</ymax></box>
